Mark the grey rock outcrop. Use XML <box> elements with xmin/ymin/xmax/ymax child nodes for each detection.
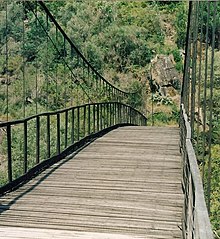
<box><xmin>149</xmin><ymin>54</ymin><xmax>182</xmax><ymax>97</ymax></box>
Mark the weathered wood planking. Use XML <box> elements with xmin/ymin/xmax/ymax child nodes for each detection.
<box><xmin>0</xmin><ymin>126</ymin><xmax>183</xmax><ymax>239</ymax></box>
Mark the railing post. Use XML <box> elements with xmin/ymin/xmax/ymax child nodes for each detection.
<box><xmin>103</xmin><ymin>103</ymin><xmax>106</xmax><ymax>128</ymax></box>
<box><xmin>110</xmin><ymin>103</ymin><xmax>113</xmax><ymax>126</ymax></box>
<box><xmin>97</xmin><ymin>104</ymin><xmax>99</xmax><ymax>131</ymax></box>
<box><xmin>117</xmin><ymin>103</ymin><xmax>120</xmax><ymax>124</ymax></box>
<box><xmin>77</xmin><ymin>107</ymin><xmax>80</xmax><ymax>141</ymax></box>
<box><xmin>100</xmin><ymin>103</ymin><xmax>103</xmax><ymax>130</ymax></box>
<box><xmin>36</xmin><ymin>116</ymin><xmax>40</xmax><ymax>164</ymax></box>
<box><xmin>47</xmin><ymin>115</ymin><xmax>50</xmax><ymax>158</ymax></box>
<box><xmin>93</xmin><ymin>104</ymin><xmax>96</xmax><ymax>133</ymax></box>
<box><xmin>23</xmin><ymin>121</ymin><xmax>28</xmax><ymax>173</ymax></box>
<box><xmin>7</xmin><ymin>125</ymin><xmax>12</xmax><ymax>183</ymax></box>
<box><xmin>83</xmin><ymin>106</ymin><xmax>86</xmax><ymax>137</ymax></box>
<box><xmin>106</xmin><ymin>103</ymin><xmax>109</xmax><ymax>127</ymax></box>
<box><xmin>57</xmin><ymin>113</ymin><xmax>60</xmax><ymax>154</ymax></box>
<box><xmin>65</xmin><ymin>110</ymin><xmax>68</xmax><ymax>148</ymax></box>
<box><xmin>71</xmin><ymin>109</ymin><xmax>74</xmax><ymax>144</ymax></box>
<box><xmin>88</xmin><ymin>104</ymin><xmax>91</xmax><ymax>135</ymax></box>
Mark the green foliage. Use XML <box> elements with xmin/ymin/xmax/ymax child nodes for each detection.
<box><xmin>151</xmin><ymin>105</ymin><xmax>179</xmax><ymax>126</ymax></box>
<box><xmin>175</xmin><ymin>3</ymin><xmax>187</xmax><ymax>49</ymax></box>
<box><xmin>167</xmin><ymin>48</ymin><xmax>183</xmax><ymax>73</ymax></box>
<box><xmin>196</xmin><ymin>50</ymin><xmax>220</xmax><ymax>235</ymax></box>
<box><xmin>1</xmin><ymin>1</ymin><xmax>220</xmax><ymax>235</ymax></box>
<box><xmin>156</xmin><ymin>1</ymin><xmax>181</xmax><ymax>12</ymax></box>
<box><xmin>98</xmin><ymin>25</ymin><xmax>152</xmax><ymax>72</ymax></box>
<box><xmin>117</xmin><ymin>2</ymin><xmax>164</xmax><ymax>45</ymax></box>
<box><xmin>23</xmin><ymin>13</ymin><xmax>47</xmax><ymax>62</ymax></box>
<box><xmin>201</xmin><ymin>144</ymin><xmax>220</xmax><ymax>235</ymax></box>
<box><xmin>126</xmin><ymin>80</ymin><xmax>144</xmax><ymax>109</ymax></box>
<box><xmin>199</xmin><ymin>2</ymin><xmax>220</xmax><ymax>50</ymax></box>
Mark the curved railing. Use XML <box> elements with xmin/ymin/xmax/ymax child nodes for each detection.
<box><xmin>1</xmin><ymin>1</ymin><xmax>141</xmax><ymax>121</ymax></box>
<box><xmin>0</xmin><ymin>102</ymin><xmax>147</xmax><ymax>195</ymax></box>
<box><xmin>0</xmin><ymin>1</ymin><xmax>147</xmax><ymax>195</ymax></box>
<box><xmin>37</xmin><ymin>1</ymin><xmax>138</xmax><ymax>100</ymax></box>
<box><xmin>29</xmin><ymin>1</ymin><xmax>139</xmax><ymax>106</ymax></box>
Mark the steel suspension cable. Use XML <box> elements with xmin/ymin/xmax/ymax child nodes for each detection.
<box><xmin>202</xmin><ymin>1</ymin><xmax>211</xmax><ymax>183</ymax></box>
<box><xmin>196</xmin><ymin>1</ymin><xmax>204</xmax><ymax>159</ymax></box>
<box><xmin>46</xmin><ymin>14</ymin><xmax>49</xmax><ymax>111</ymax></box>
<box><xmin>5</xmin><ymin>0</ymin><xmax>9</xmax><ymax>121</ymax></box>
<box><xmin>207</xmin><ymin>1</ymin><xmax>217</xmax><ymax>214</ymax></box>
<box><xmin>27</xmin><ymin>2</ymin><xmax>93</xmax><ymax>105</ymax></box>
<box><xmin>22</xmin><ymin>1</ymin><xmax>26</xmax><ymax>118</ymax></box>
<box><xmin>64</xmin><ymin>38</ymin><xmax>67</xmax><ymax>108</ymax></box>
<box><xmin>190</xmin><ymin>1</ymin><xmax>199</xmax><ymax>138</ymax></box>
<box><xmin>182</xmin><ymin>1</ymin><xmax>193</xmax><ymax>115</ymax></box>
<box><xmin>55</xmin><ymin>27</ymin><xmax>58</xmax><ymax>109</ymax></box>
<box><xmin>35</xmin><ymin>2</ymin><xmax>38</xmax><ymax>114</ymax></box>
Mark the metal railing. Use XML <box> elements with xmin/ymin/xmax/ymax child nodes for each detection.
<box><xmin>180</xmin><ymin>104</ymin><xmax>213</xmax><ymax>239</ymax></box>
<box><xmin>0</xmin><ymin>102</ymin><xmax>147</xmax><ymax>195</ymax></box>
<box><xmin>0</xmin><ymin>1</ymin><xmax>147</xmax><ymax>195</ymax></box>
<box><xmin>37</xmin><ymin>1</ymin><xmax>138</xmax><ymax>101</ymax></box>
<box><xmin>0</xmin><ymin>1</ymin><xmax>140</xmax><ymax>121</ymax></box>
<box><xmin>181</xmin><ymin>1</ymin><xmax>220</xmax><ymax>237</ymax></box>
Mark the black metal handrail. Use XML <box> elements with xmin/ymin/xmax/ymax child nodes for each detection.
<box><xmin>180</xmin><ymin>104</ymin><xmax>213</xmax><ymax>239</ymax></box>
<box><xmin>0</xmin><ymin>102</ymin><xmax>147</xmax><ymax>195</ymax></box>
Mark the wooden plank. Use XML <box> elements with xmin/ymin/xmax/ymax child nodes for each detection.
<box><xmin>0</xmin><ymin>226</ymin><xmax>176</xmax><ymax>239</ymax></box>
<box><xmin>0</xmin><ymin>126</ymin><xmax>183</xmax><ymax>238</ymax></box>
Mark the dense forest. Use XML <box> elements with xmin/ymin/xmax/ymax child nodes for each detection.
<box><xmin>0</xmin><ymin>1</ymin><xmax>219</xmax><ymax>235</ymax></box>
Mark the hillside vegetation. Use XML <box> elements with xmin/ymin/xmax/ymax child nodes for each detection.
<box><xmin>0</xmin><ymin>1</ymin><xmax>186</xmax><ymax>121</ymax></box>
<box><xmin>0</xmin><ymin>1</ymin><xmax>219</xmax><ymax>235</ymax></box>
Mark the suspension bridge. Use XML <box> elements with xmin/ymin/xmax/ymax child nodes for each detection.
<box><xmin>0</xmin><ymin>1</ymin><xmax>218</xmax><ymax>239</ymax></box>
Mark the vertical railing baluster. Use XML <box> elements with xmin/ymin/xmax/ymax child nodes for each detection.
<box><xmin>47</xmin><ymin>115</ymin><xmax>50</xmax><ymax>158</ymax></box>
<box><xmin>93</xmin><ymin>104</ymin><xmax>96</xmax><ymax>133</ymax></box>
<box><xmin>118</xmin><ymin>104</ymin><xmax>120</xmax><ymax>124</ymax></box>
<box><xmin>77</xmin><ymin>107</ymin><xmax>80</xmax><ymax>141</ymax></box>
<box><xmin>115</xmin><ymin>103</ymin><xmax>117</xmax><ymax>125</ymax></box>
<box><xmin>71</xmin><ymin>109</ymin><xmax>74</xmax><ymax>144</ymax></box>
<box><xmin>115</xmin><ymin>103</ymin><xmax>117</xmax><ymax>124</ymax></box>
<box><xmin>114</xmin><ymin>103</ymin><xmax>117</xmax><ymax>124</ymax></box>
<box><xmin>104</xmin><ymin>103</ymin><xmax>107</xmax><ymax>128</ymax></box>
<box><xmin>100</xmin><ymin>104</ymin><xmax>103</xmax><ymax>130</ymax></box>
<box><xmin>88</xmin><ymin>104</ymin><xmax>91</xmax><ymax>135</ymax></box>
<box><xmin>97</xmin><ymin>104</ymin><xmax>99</xmax><ymax>131</ymax></box>
<box><xmin>83</xmin><ymin>106</ymin><xmax>86</xmax><ymax>137</ymax></box>
<box><xmin>111</xmin><ymin>103</ymin><xmax>114</xmax><ymax>125</ymax></box>
<box><xmin>65</xmin><ymin>110</ymin><xmax>68</xmax><ymax>148</ymax></box>
<box><xmin>7</xmin><ymin>125</ymin><xmax>12</xmax><ymax>182</ymax></box>
<box><xmin>36</xmin><ymin>116</ymin><xmax>40</xmax><ymax>164</ymax></box>
<box><xmin>107</xmin><ymin>103</ymin><xmax>109</xmax><ymax>127</ymax></box>
<box><xmin>103</xmin><ymin>104</ymin><xmax>105</xmax><ymax>128</ymax></box>
<box><xmin>57</xmin><ymin>113</ymin><xmax>60</xmax><ymax>154</ymax></box>
<box><xmin>24</xmin><ymin>121</ymin><xmax>28</xmax><ymax>173</ymax></box>
<box><xmin>110</xmin><ymin>103</ymin><xmax>113</xmax><ymax>126</ymax></box>
<box><xmin>117</xmin><ymin>103</ymin><xmax>120</xmax><ymax>124</ymax></box>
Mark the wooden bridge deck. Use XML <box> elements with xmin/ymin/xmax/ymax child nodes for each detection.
<box><xmin>0</xmin><ymin>126</ymin><xmax>183</xmax><ymax>239</ymax></box>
